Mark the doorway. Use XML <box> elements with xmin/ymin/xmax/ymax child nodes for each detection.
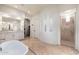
<box><xmin>24</xmin><ymin>18</ymin><xmax>30</xmax><ymax>37</ymax></box>
<box><xmin>60</xmin><ymin>9</ymin><xmax>76</xmax><ymax>48</ymax></box>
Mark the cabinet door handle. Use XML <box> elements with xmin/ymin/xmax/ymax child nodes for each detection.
<box><xmin>45</xmin><ymin>24</ymin><xmax>46</xmax><ymax>32</ymax></box>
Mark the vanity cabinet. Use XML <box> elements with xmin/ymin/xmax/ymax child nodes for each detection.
<box><xmin>0</xmin><ymin>17</ymin><xmax>24</xmax><ymax>40</ymax></box>
<box><xmin>0</xmin><ymin>32</ymin><xmax>4</xmax><ymax>39</ymax></box>
<box><xmin>0</xmin><ymin>31</ymin><xmax>24</xmax><ymax>40</ymax></box>
<box><xmin>14</xmin><ymin>31</ymin><xmax>24</xmax><ymax>40</ymax></box>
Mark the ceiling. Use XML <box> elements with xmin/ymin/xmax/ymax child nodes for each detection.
<box><xmin>0</xmin><ymin>4</ymin><xmax>77</xmax><ymax>18</ymax></box>
<box><xmin>5</xmin><ymin>4</ymin><xmax>59</xmax><ymax>16</ymax></box>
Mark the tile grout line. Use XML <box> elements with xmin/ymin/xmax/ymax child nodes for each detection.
<box><xmin>29</xmin><ymin>48</ymin><xmax>37</xmax><ymax>55</ymax></box>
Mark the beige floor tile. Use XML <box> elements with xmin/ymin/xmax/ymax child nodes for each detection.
<box><xmin>22</xmin><ymin>37</ymin><xmax>79</xmax><ymax>55</ymax></box>
<box><xmin>26</xmin><ymin>50</ymin><xmax>35</xmax><ymax>55</ymax></box>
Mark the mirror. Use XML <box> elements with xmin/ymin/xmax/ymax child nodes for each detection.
<box><xmin>0</xmin><ymin>17</ymin><xmax>21</xmax><ymax>31</ymax></box>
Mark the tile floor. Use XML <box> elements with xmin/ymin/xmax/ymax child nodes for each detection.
<box><xmin>61</xmin><ymin>40</ymin><xmax>75</xmax><ymax>48</ymax></box>
<box><xmin>21</xmin><ymin>37</ymin><xmax>79</xmax><ymax>55</ymax></box>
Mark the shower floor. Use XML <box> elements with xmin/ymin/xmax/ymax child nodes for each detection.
<box><xmin>61</xmin><ymin>40</ymin><xmax>74</xmax><ymax>48</ymax></box>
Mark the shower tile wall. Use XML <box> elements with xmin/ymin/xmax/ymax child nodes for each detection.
<box><xmin>61</xmin><ymin>17</ymin><xmax>74</xmax><ymax>43</ymax></box>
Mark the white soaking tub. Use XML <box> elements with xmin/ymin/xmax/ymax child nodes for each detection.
<box><xmin>0</xmin><ymin>40</ymin><xmax>28</xmax><ymax>55</ymax></box>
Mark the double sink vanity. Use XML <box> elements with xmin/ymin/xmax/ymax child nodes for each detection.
<box><xmin>0</xmin><ymin>31</ymin><xmax>24</xmax><ymax>40</ymax></box>
<box><xmin>0</xmin><ymin>17</ymin><xmax>24</xmax><ymax>42</ymax></box>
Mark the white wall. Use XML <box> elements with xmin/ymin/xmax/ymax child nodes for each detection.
<box><xmin>75</xmin><ymin>5</ymin><xmax>79</xmax><ymax>51</ymax></box>
<box><xmin>31</xmin><ymin>7</ymin><xmax>60</xmax><ymax>45</ymax></box>
<box><xmin>30</xmin><ymin>15</ymin><xmax>40</xmax><ymax>38</ymax></box>
<box><xmin>31</xmin><ymin>5</ymin><xmax>79</xmax><ymax>47</ymax></box>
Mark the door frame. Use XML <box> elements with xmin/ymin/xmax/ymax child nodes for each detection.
<box><xmin>60</xmin><ymin>8</ymin><xmax>76</xmax><ymax>48</ymax></box>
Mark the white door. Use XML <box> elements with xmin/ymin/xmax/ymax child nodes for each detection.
<box><xmin>30</xmin><ymin>19</ymin><xmax>35</xmax><ymax>38</ymax></box>
<box><xmin>40</xmin><ymin>12</ymin><xmax>60</xmax><ymax>45</ymax></box>
<box><xmin>30</xmin><ymin>15</ymin><xmax>40</xmax><ymax>39</ymax></box>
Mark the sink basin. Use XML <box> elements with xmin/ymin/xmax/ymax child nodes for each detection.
<box><xmin>0</xmin><ymin>40</ymin><xmax>28</xmax><ymax>55</ymax></box>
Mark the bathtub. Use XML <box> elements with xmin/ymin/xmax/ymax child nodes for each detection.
<box><xmin>0</xmin><ymin>40</ymin><xmax>29</xmax><ymax>55</ymax></box>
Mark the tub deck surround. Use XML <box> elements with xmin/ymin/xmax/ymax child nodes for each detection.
<box><xmin>0</xmin><ymin>40</ymin><xmax>28</xmax><ymax>55</ymax></box>
<box><xmin>22</xmin><ymin>37</ymin><xmax>79</xmax><ymax>55</ymax></box>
